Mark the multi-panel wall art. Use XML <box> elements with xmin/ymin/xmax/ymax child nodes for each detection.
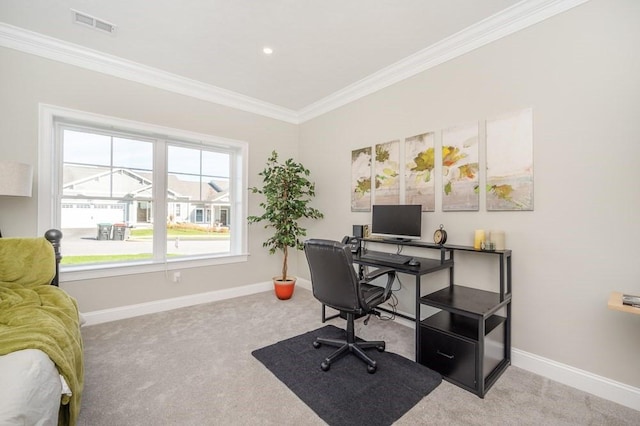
<box><xmin>442</xmin><ymin>122</ymin><xmax>479</xmax><ymax>211</ymax></box>
<box><xmin>350</xmin><ymin>147</ymin><xmax>372</xmax><ymax>211</ymax></box>
<box><xmin>486</xmin><ymin>108</ymin><xmax>534</xmax><ymax>211</ymax></box>
<box><xmin>350</xmin><ymin>107</ymin><xmax>533</xmax><ymax>212</ymax></box>
<box><xmin>405</xmin><ymin>132</ymin><xmax>435</xmax><ymax>211</ymax></box>
<box><xmin>374</xmin><ymin>140</ymin><xmax>400</xmax><ymax>205</ymax></box>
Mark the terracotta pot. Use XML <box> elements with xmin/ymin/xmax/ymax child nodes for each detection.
<box><xmin>273</xmin><ymin>277</ymin><xmax>296</xmax><ymax>300</ymax></box>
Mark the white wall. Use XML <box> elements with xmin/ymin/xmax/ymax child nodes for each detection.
<box><xmin>0</xmin><ymin>46</ymin><xmax>298</xmax><ymax>312</ymax></box>
<box><xmin>298</xmin><ymin>0</ymin><xmax>640</xmax><ymax>389</ymax></box>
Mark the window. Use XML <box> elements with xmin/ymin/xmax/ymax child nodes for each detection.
<box><xmin>195</xmin><ymin>208</ymin><xmax>204</xmax><ymax>223</ymax></box>
<box><xmin>39</xmin><ymin>105</ymin><xmax>248</xmax><ymax>279</ymax></box>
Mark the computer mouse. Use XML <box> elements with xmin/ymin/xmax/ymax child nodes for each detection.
<box><xmin>408</xmin><ymin>258</ymin><xmax>420</xmax><ymax>266</ymax></box>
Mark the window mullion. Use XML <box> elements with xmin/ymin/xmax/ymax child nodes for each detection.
<box><xmin>152</xmin><ymin>139</ymin><xmax>168</xmax><ymax>261</ymax></box>
<box><xmin>109</xmin><ymin>136</ymin><xmax>114</xmax><ymax>198</ymax></box>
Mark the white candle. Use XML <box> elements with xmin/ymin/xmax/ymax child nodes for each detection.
<box><xmin>491</xmin><ymin>231</ymin><xmax>505</xmax><ymax>251</ymax></box>
<box><xmin>474</xmin><ymin>230</ymin><xmax>485</xmax><ymax>250</ymax></box>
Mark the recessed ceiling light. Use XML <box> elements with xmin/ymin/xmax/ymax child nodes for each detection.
<box><xmin>263</xmin><ymin>47</ymin><xmax>273</xmax><ymax>55</ymax></box>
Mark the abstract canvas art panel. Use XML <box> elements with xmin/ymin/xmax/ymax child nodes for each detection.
<box><xmin>442</xmin><ymin>122</ymin><xmax>479</xmax><ymax>211</ymax></box>
<box><xmin>405</xmin><ymin>132</ymin><xmax>435</xmax><ymax>211</ymax></box>
<box><xmin>486</xmin><ymin>108</ymin><xmax>534</xmax><ymax>211</ymax></box>
<box><xmin>374</xmin><ymin>140</ymin><xmax>400</xmax><ymax>205</ymax></box>
<box><xmin>351</xmin><ymin>147</ymin><xmax>372</xmax><ymax>211</ymax></box>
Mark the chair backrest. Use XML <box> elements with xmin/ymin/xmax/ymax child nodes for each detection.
<box><xmin>304</xmin><ymin>239</ymin><xmax>362</xmax><ymax>313</ymax></box>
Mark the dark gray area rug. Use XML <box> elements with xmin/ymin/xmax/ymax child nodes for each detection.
<box><xmin>252</xmin><ymin>325</ymin><xmax>442</xmax><ymax>426</ymax></box>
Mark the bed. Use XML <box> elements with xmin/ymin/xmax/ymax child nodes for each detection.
<box><xmin>0</xmin><ymin>230</ymin><xmax>84</xmax><ymax>426</ymax></box>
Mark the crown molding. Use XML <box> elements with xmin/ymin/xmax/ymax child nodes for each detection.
<box><xmin>0</xmin><ymin>0</ymin><xmax>588</xmax><ymax>125</ymax></box>
<box><xmin>0</xmin><ymin>22</ymin><xmax>300</xmax><ymax>124</ymax></box>
<box><xmin>297</xmin><ymin>0</ymin><xmax>590</xmax><ymax>122</ymax></box>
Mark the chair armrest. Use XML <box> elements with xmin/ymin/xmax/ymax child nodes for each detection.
<box><xmin>362</xmin><ymin>267</ymin><xmax>396</xmax><ymax>300</ymax></box>
<box><xmin>362</xmin><ymin>267</ymin><xmax>395</xmax><ymax>282</ymax></box>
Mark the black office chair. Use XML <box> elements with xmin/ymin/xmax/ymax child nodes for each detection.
<box><xmin>304</xmin><ymin>239</ymin><xmax>396</xmax><ymax>374</ymax></box>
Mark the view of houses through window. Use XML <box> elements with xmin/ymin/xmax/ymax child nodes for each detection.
<box><xmin>58</xmin><ymin>124</ymin><xmax>233</xmax><ymax>267</ymax></box>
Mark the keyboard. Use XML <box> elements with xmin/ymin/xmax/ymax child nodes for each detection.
<box><xmin>359</xmin><ymin>250</ymin><xmax>412</xmax><ymax>265</ymax></box>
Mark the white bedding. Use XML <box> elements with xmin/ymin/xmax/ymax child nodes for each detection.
<box><xmin>0</xmin><ymin>349</ymin><xmax>65</xmax><ymax>426</ymax></box>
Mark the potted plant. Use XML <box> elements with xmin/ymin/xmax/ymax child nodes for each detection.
<box><xmin>248</xmin><ymin>151</ymin><xmax>324</xmax><ymax>300</ymax></box>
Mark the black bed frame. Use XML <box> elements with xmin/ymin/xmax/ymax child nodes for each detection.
<box><xmin>44</xmin><ymin>229</ymin><xmax>62</xmax><ymax>287</ymax></box>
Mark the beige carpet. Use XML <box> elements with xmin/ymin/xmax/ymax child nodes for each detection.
<box><xmin>78</xmin><ymin>288</ymin><xmax>640</xmax><ymax>425</ymax></box>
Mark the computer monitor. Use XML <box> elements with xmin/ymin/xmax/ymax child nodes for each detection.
<box><xmin>371</xmin><ymin>204</ymin><xmax>422</xmax><ymax>241</ymax></box>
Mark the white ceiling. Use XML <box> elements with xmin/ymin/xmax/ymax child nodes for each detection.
<box><xmin>0</xmin><ymin>1</ymin><xmax>585</xmax><ymax>121</ymax></box>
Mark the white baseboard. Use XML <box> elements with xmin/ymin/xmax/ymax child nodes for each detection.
<box><xmin>512</xmin><ymin>348</ymin><xmax>640</xmax><ymax>411</ymax></box>
<box><xmin>81</xmin><ymin>279</ymin><xmax>640</xmax><ymax>411</ymax></box>
<box><xmin>296</xmin><ymin>278</ymin><xmax>312</xmax><ymax>291</ymax></box>
<box><xmin>82</xmin><ymin>281</ymin><xmax>274</xmax><ymax>325</ymax></box>
<box><xmin>83</xmin><ymin>279</ymin><xmax>314</xmax><ymax>326</ymax></box>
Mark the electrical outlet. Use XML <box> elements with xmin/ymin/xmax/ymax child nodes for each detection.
<box><xmin>172</xmin><ymin>271</ymin><xmax>181</xmax><ymax>283</ymax></box>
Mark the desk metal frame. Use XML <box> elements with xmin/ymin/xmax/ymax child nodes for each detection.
<box><xmin>348</xmin><ymin>239</ymin><xmax>512</xmax><ymax>398</ymax></box>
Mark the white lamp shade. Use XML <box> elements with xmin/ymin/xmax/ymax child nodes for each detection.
<box><xmin>0</xmin><ymin>161</ymin><xmax>33</xmax><ymax>197</ymax></box>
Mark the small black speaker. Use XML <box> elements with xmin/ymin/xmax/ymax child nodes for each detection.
<box><xmin>353</xmin><ymin>225</ymin><xmax>364</xmax><ymax>238</ymax></box>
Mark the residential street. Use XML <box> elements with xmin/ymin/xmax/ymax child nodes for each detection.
<box><xmin>60</xmin><ymin>228</ymin><xmax>230</xmax><ymax>257</ymax></box>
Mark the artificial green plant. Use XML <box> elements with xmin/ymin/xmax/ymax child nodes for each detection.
<box><xmin>248</xmin><ymin>151</ymin><xmax>323</xmax><ymax>282</ymax></box>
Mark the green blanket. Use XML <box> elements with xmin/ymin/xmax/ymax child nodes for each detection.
<box><xmin>0</xmin><ymin>238</ymin><xmax>83</xmax><ymax>426</ymax></box>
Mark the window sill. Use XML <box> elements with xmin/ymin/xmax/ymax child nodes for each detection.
<box><xmin>60</xmin><ymin>253</ymin><xmax>249</xmax><ymax>282</ymax></box>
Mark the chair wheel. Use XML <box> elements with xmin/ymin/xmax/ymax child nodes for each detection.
<box><xmin>367</xmin><ymin>364</ymin><xmax>377</xmax><ymax>374</ymax></box>
<box><xmin>376</xmin><ymin>343</ymin><xmax>385</xmax><ymax>352</ymax></box>
<box><xmin>321</xmin><ymin>361</ymin><xmax>330</xmax><ymax>371</ymax></box>
<box><xmin>313</xmin><ymin>341</ymin><xmax>321</xmax><ymax>349</ymax></box>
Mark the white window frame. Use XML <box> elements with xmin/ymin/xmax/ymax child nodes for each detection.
<box><xmin>38</xmin><ymin>104</ymin><xmax>249</xmax><ymax>282</ymax></box>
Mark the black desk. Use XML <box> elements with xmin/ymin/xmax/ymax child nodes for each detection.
<box><xmin>330</xmin><ymin>239</ymin><xmax>512</xmax><ymax>398</ymax></box>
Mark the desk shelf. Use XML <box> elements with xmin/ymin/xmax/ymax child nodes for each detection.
<box><xmin>420</xmin><ymin>285</ymin><xmax>510</xmax><ymax>317</ymax></box>
<box><xmin>420</xmin><ymin>310</ymin><xmax>506</xmax><ymax>340</ymax></box>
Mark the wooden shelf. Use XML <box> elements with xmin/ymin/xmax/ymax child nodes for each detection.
<box><xmin>608</xmin><ymin>292</ymin><xmax>640</xmax><ymax>315</ymax></box>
